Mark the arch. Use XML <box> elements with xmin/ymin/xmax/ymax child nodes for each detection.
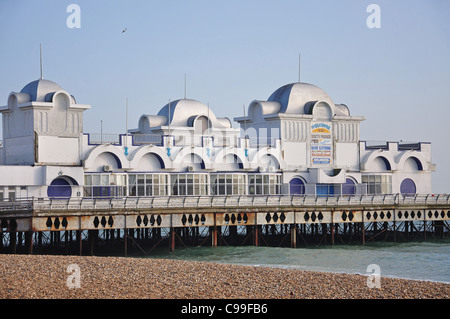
<box><xmin>221</xmin><ymin>154</ymin><xmax>243</xmax><ymax>170</ymax></box>
<box><xmin>373</xmin><ymin>156</ymin><xmax>391</xmax><ymax>171</ymax></box>
<box><xmin>47</xmin><ymin>176</ymin><xmax>78</xmax><ymax>198</ymax></box>
<box><xmin>396</xmin><ymin>152</ymin><xmax>427</xmax><ymax>172</ymax></box>
<box><xmin>362</xmin><ymin>151</ymin><xmax>396</xmax><ymax>172</ymax></box>
<box><xmin>249</xmin><ymin>102</ymin><xmax>263</xmax><ymax>121</ymax></box>
<box><xmin>138</xmin><ymin>153</ymin><xmax>165</xmax><ymax>171</ymax></box>
<box><xmin>309</xmin><ymin>101</ymin><xmax>334</xmax><ymax>120</ymax></box>
<box><xmin>83</xmin><ymin>145</ymin><xmax>129</xmax><ymax>171</ymax></box>
<box><xmin>7</xmin><ymin>92</ymin><xmax>31</xmax><ymax>109</ymax></box>
<box><xmin>93</xmin><ymin>152</ymin><xmax>122</xmax><ymax>172</ymax></box>
<box><xmin>182</xmin><ymin>153</ymin><xmax>205</xmax><ymax>170</ymax></box>
<box><xmin>172</xmin><ymin>147</ymin><xmax>212</xmax><ymax>169</ymax></box>
<box><xmin>249</xmin><ymin>148</ymin><xmax>283</xmax><ymax>171</ymax></box>
<box><xmin>213</xmin><ymin>148</ymin><xmax>248</xmax><ymax>170</ymax></box>
<box><xmin>289</xmin><ymin>177</ymin><xmax>306</xmax><ymax>195</ymax></box>
<box><xmin>403</xmin><ymin>157</ymin><xmax>423</xmax><ymax>172</ymax></box>
<box><xmin>248</xmin><ymin>101</ymin><xmax>281</xmax><ymax>121</ymax></box>
<box><xmin>342</xmin><ymin>177</ymin><xmax>356</xmax><ymax>195</ymax></box>
<box><xmin>7</xmin><ymin>94</ymin><xmax>18</xmax><ymax>109</ymax></box>
<box><xmin>190</xmin><ymin>115</ymin><xmax>211</xmax><ymax>135</ymax></box>
<box><xmin>259</xmin><ymin>154</ymin><xmax>279</xmax><ymax>171</ymax></box>
<box><xmin>128</xmin><ymin>145</ymin><xmax>172</xmax><ymax>170</ymax></box>
<box><xmin>52</xmin><ymin>91</ymin><xmax>71</xmax><ymax>110</ymax></box>
<box><xmin>400</xmin><ymin>178</ymin><xmax>416</xmax><ymax>196</ymax></box>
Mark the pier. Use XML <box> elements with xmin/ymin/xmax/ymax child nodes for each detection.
<box><xmin>0</xmin><ymin>193</ymin><xmax>449</xmax><ymax>256</ymax></box>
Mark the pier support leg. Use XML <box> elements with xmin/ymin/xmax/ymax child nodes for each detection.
<box><xmin>88</xmin><ymin>230</ymin><xmax>96</xmax><ymax>256</ymax></box>
<box><xmin>361</xmin><ymin>223</ymin><xmax>365</xmax><ymax>245</ymax></box>
<box><xmin>393</xmin><ymin>221</ymin><xmax>397</xmax><ymax>242</ymax></box>
<box><xmin>290</xmin><ymin>224</ymin><xmax>297</xmax><ymax>248</ymax></box>
<box><xmin>211</xmin><ymin>226</ymin><xmax>218</xmax><ymax>247</ymax></box>
<box><xmin>77</xmin><ymin>230</ymin><xmax>82</xmax><ymax>256</ymax></box>
<box><xmin>331</xmin><ymin>223</ymin><xmax>334</xmax><ymax>246</ymax></box>
<box><xmin>25</xmin><ymin>231</ymin><xmax>33</xmax><ymax>255</ymax></box>
<box><xmin>124</xmin><ymin>229</ymin><xmax>128</xmax><ymax>257</ymax></box>
<box><xmin>423</xmin><ymin>221</ymin><xmax>427</xmax><ymax>241</ymax></box>
<box><xmin>253</xmin><ymin>225</ymin><xmax>259</xmax><ymax>247</ymax></box>
<box><xmin>169</xmin><ymin>227</ymin><xmax>175</xmax><ymax>252</ymax></box>
<box><xmin>10</xmin><ymin>231</ymin><xmax>16</xmax><ymax>254</ymax></box>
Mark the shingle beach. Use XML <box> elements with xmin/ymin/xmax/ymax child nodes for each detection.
<box><xmin>0</xmin><ymin>254</ymin><xmax>448</xmax><ymax>299</ymax></box>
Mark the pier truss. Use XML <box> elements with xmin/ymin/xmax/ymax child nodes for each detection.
<box><xmin>0</xmin><ymin>194</ymin><xmax>449</xmax><ymax>255</ymax></box>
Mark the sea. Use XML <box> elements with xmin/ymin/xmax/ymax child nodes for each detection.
<box><xmin>143</xmin><ymin>239</ymin><xmax>450</xmax><ymax>284</ymax></box>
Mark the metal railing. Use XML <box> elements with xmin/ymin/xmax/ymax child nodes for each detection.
<box><xmin>0</xmin><ymin>193</ymin><xmax>445</xmax><ymax>213</ymax></box>
<box><xmin>88</xmin><ymin>133</ymin><xmax>121</xmax><ymax>145</ymax></box>
<box><xmin>132</xmin><ymin>134</ymin><xmax>163</xmax><ymax>145</ymax></box>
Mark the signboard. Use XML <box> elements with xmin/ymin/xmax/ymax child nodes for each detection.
<box><xmin>311</xmin><ymin>122</ymin><xmax>332</xmax><ymax>165</ymax></box>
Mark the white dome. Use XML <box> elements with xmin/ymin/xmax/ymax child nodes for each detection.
<box><xmin>156</xmin><ymin>99</ymin><xmax>230</xmax><ymax>128</ymax></box>
<box><xmin>20</xmin><ymin>79</ymin><xmax>65</xmax><ymax>102</ymax></box>
<box><xmin>268</xmin><ymin>82</ymin><xmax>335</xmax><ymax>114</ymax></box>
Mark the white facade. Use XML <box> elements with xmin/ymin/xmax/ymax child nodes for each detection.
<box><xmin>0</xmin><ymin>77</ymin><xmax>435</xmax><ymax>200</ymax></box>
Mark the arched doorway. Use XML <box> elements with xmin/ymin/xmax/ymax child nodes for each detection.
<box><xmin>47</xmin><ymin>177</ymin><xmax>73</xmax><ymax>198</ymax></box>
<box><xmin>289</xmin><ymin>178</ymin><xmax>305</xmax><ymax>195</ymax></box>
<box><xmin>400</xmin><ymin>178</ymin><xmax>416</xmax><ymax>196</ymax></box>
<box><xmin>342</xmin><ymin>178</ymin><xmax>356</xmax><ymax>195</ymax></box>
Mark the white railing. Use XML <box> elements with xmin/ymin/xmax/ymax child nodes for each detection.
<box><xmin>26</xmin><ymin>194</ymin><xmax>450</xmax><ymax>212</ymax></box>
<box><xmin>0</xmin><ymin>194</ymin><xmax>449</xmax><ymax>213</ymax></box>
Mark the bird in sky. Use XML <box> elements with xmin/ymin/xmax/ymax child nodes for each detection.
<box><xmin>122</xmin><ymin>28</ymin><xmax>127</xmax><ymax>33</ymax></box>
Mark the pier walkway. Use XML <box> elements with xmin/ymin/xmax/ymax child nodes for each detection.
<box><xmin>0</xmin><ymin>194</ymin><xmax>449</xmax><ymax>255</ymax></box>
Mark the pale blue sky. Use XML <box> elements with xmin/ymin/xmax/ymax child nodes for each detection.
<box><xmin>0</xmin><ymin>0</ymin><xmax>449</xmax><ymax>193</ymax></box>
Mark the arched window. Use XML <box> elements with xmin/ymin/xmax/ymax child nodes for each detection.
<box><xmin>400</xmin><ymin>178</ymin><xmax>416</xmax><ymax>196</ymax></box>
<box><xmin>289</xmin><ymin>178</ymin><xmax>305</xmax><ymax>195</ymax></box>
<box><xmin>342</xmin><ymin>178</ymin><xmax>356</xmax><ymax>195</ymax></box>
<box><xmin>47</xmin><ymin>177</ymin><xmax>74</xmax><ymax>198</ymax></box>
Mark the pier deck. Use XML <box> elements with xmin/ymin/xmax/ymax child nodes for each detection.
<box><xmin>0</xmin><ymin>194</ymin><xmax>449</xmax><ymax>255</ymax></box>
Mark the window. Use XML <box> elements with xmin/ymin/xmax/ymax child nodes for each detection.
<box><xmin>85</xmin><ymin>173</ymin><xmax>129</xmax><ymax>198</ymax></box>
<box><xmin>210</xmin><ymin>173</ymin><xmax>246</xmax><ymax>195</ymax></box>
<box><xmin>128</xmin><ymin>173</ymin><xmax>169</xmax><ymax>196</ymax></box>
<box><xmin>84</xmin><ymin>173</ymin><xmax>112</xmax><ymax>197</ymax></box>
<box><xmin>171</xmin><ymin>173</ymin><xmax>208</xmax><ymax>196</ymax></box>
<box><xmin>400</xmin><ymin>178</ymin><xmax>416</xmax><ymax>196</ymax></box>
<box><xmin>248</xmin><ymin>174</ymin><xmax>281</xmax><ymax>195</ymax></box>
<box><xmin>289</xmin><ymin>178</ymin><xmax>306</xmax><ymax>195</ymax></box>
<box><xmin>362</xmin><ymin>175</ymin><xmax>392</xmax><ymax>195</ymax></box>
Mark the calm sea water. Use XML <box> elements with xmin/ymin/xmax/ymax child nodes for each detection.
<box><xmin>144</xmin><ymin>239</ymin><xmax>450</xmax><ymax>283</ymax></box>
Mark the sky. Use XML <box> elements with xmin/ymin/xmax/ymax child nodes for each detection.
<box><xmin>0</xmin><ymin>0</ymin><xmax>449</xmax><ymax>193</ymax></box>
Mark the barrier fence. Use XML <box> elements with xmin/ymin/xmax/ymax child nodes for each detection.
<box><xmin>0</xmin><ymin>193</ymin><xmax>449</xmax><ymax>213</ymax></box>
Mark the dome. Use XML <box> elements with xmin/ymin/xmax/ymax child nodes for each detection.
<box><xmin>268</xmin><ymin>82</ymin><xmax>335</xmax><ymax>114</ymax></box>
<box><xmin>20</xmin><ymin>79</ymin><xmax>64</xmax><ymax>102</ymax></box>
<box><xmin>157</xmin><ymin>98</ymin><xmax>228</xmax><ymax>128</ymax></box>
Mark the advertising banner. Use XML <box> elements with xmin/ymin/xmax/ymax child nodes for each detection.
<box><xmin>311</xmin><ymin>122</ymin><xmax>332</xmax><ymax>165</ymax></box>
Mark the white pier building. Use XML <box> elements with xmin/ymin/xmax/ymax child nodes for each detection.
<box><xmin>0</xmin><ymin>77</ymin><xmax>434</xmax><ymax>200</ymax></box>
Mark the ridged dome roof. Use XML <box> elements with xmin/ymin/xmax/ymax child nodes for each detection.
<box><xmin>157</xmin><ymin>99</ymin><xmax>211</xmax><ymax>126</ymax></box>
<box><xmin>20</xmin><ymin>79</ymin><xmax>64</xmax><ymax>102</ymax></box>
<box><xmin>268</xmin><ymin>82</ymin><xmax>335</xmax><ymax>114</ymax></box>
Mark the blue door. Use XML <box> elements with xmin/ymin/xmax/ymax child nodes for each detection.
<box><xmin>342</xmin><ymin>178</ymin><xmax>356</xmax><ymax>195</ymax></box>
<box><xmin>289</xmin><ymin>178</ymin><xmax>305</xmax><ymax>195</ymax></box>
<box><xmin>47</xmin><ymin>178</ymin><xmax>72</xmax><ymax>198</ymax></box>
<box><xmin>400</xmin><ymin>178</ymin><xmax>416</xmax><ymax>197</ymax></box>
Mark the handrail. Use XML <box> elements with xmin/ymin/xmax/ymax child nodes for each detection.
<box><xmin>0</xmin><ymin>193</ymin><xmax>449</xmax><ymax>213</ymax></box>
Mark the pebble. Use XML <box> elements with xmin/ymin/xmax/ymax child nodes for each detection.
<box><xmin>0</xmin><ymin>254</ymin><xmax>448</xmax><ymax>299</ymax></box>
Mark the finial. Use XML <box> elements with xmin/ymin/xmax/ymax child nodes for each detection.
<box><xmin>40</xmin><ymin>43</ymin><xmax>43</xmax><ymax>79</ymax></box>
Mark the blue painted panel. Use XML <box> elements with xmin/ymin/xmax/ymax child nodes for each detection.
<box><xmin>47</xmin><ymin>178</ymin><xmax>72</xmax><ymax>198</ymax></box>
